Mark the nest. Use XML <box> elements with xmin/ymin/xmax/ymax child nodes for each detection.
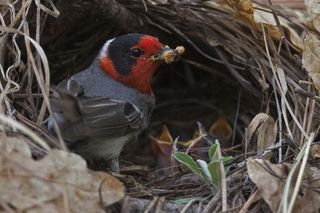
<box><xmin>1</xmin><ymin>0</ymin><xmax>319</xmax><ymax>212</ymax></box>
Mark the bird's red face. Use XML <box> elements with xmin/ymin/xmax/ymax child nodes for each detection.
<box><xmin>99</xmin><ymin>34</ymin><xmax>166</xmax><ymax>95</ymax></box>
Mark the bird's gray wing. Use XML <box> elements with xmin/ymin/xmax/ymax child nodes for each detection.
<box><xmin>50</xmin><ymin>79</ymin><xmax>147</xmax><ymax>142</ymax></box>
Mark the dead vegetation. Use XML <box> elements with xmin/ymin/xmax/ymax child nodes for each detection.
<box><xmin>1</xmin><ymin>0</ymin><xmax>320</xmax><ymax>212</ymax></box>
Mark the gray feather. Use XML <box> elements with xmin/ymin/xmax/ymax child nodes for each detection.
<box><xmin>50</xmin><ymin>62</ymin><xmax>155</xmax><ymax>160</ymax></box>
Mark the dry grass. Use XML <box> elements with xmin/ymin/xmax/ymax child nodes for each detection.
<box><xmin>0</xmin><ymin>0</ymin><xmax>318</xmax><ymax>212</ymax></box>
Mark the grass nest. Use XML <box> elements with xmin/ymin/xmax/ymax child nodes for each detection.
<box><xmin>1</xmin><ymin>0</ymin><xmax>319</xmax><ymax>212</ymax></box>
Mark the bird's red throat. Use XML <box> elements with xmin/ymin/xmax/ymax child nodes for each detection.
<box><xmin>100</xmin><ymin>57</ymin><xmax>161</xmax><ymax>95</ymax></box>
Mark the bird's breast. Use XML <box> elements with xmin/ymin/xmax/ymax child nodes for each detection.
<box><xmin>71</xmin><ymin>133</ymin><xmax>137</xmax><ymax>160</ymax></box>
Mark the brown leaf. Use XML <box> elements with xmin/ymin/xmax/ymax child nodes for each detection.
<box><xmin>247</xmin><ymin>159</ymin><xmax>320</xmax><ymax>212</ymax></box>
<box><xmin>302</xmin><ymin>33</ymin><xmax>320</xmax><ymax>92</ymax></box>
<box><xmin>210</xmin><ymin>0</ymin><xmax>254</xmax><ymax>21</ymax></box>
<box><xmin>311</xmin><ymin>144</ymin><xmax>320</xmax><ymax>158</ymax></box>
<box><xmin>255</xmin><ymin>0</ymin><xmax>305</xmax><ymax>9</ymax></box>
<box><xmin>246</xmin><ymin>113</ymin><xmax>277</xmax><ymax>158</ymax></box>
<box><xmin>255</xmin><ymin>5</ymin><xmax>303</xmax><ymax>46</ymax></box>
<box><xmin>305</xmin><ymin>0</ymin><xmax>320</xmax><ymax>16</ymax></box>
<box><xmin>0</xmin><ymin>135</ymin><xmax>124</xmax><ymax>212</ymax></box>
<box><xmin>304</xmin><ymin>0</ymin><xmax>320</xmax><ymax>32</ymax></box>
<box><xmin>247</xmin><ymin>159</ymin><xmax>289</xmax><ymax>211</ymax></box>
<box><xmin>207</xmin><ymin>0</ymin><xmax>303</xmax><ymax>50</ymax></box>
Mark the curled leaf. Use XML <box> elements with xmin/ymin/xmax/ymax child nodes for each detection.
<box><xmin>247</xmin><ymin>159</ymin><xmax>320</xmax><ymax>213</ymax></box>
<box><xmin>0</xmin><ymin>136</ymin><xmax>124</xmax><ymax>212</ymax></box>
<box><xmin>246</xmin><ymin>113</ymin><xmax>277</xmax><ymax>159</ymax></box>
<box><xmin>302</xmin><ymin>33</ymin><xmax>320</xmax><ymax>92</ymax></box>
<box><xmin>247</xmin><ymin>159</ymin><xmax>289</xmax><ymax>211</ymax></box>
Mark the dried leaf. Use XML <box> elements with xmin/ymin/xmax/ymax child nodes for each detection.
<box><xmin>229</xmin><ymin>0</ymin><xmax>255</xmax><ymax>21</ymax></box>
<box><xmin>207</xmin><ymin>0</ymin><xmax>303</xmax><ymax>50</ymax></box>
<box><xmin>246</xmin><ymin>113</ymin><xmax>277</xmax><ymax>158</ymax></box>
<box><xmin>305</xmin><ymin>0</ymin><xmax>320</xmax><ymax>15</ymax></box>
<box><xmin>247</xmin><ymin>159</ymin><xmax>320</xmax><ymax>213</ymax></box>
<box><xmin>255</xmin><ymin>0</ymin><xmax>305</xmax><ymax>9</ymax></box>
<box><xmin>304</xmin><ymin>0</ymin><xmax>320</xmax><ymax>32</ymax></box>
<box><xmin>208</xmin><ymin>0</ymin><xmax>254</xmax><ymax>22</ymax></box>
<box><xmin>253</xmin><ymin>6</ymin><xmax>303</xmax><ymax>50</ymax></box>
<box><xmin>247</xmin><ymin>159</ymin><xmax>290</xmax><ymax>211</ymax></box>
<box><xmin>311</xmin><ymin>144</ymin><xmax>320</xmax><ymax>158</ymax></box>
<box><xmin>302</xmin><ymin>33</ymin><xmax>320</xmax><ymax>92</ymax></box>
<box><xmin>0</xmin><ymin>136</ymin><xmax>124</xmax><ymax>212</ymax></box>
<box><xmin>313</xmin><ymin>15</ymin><xmax>320</xmax><ymax>32</ymax></box>
<box><xmin>277</xmin><ymin>67</ymin><xmax>288</xmax><ymax>94</ymax></box>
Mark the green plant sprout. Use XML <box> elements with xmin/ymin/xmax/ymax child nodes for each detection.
<box><xmin>173</xmin><ymin>143</ymin><xmax>232</xmax><ymax>191</ymax></box>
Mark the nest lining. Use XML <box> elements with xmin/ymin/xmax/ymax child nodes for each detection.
<box><xmin>0</xmin><ymin>0</ymin><xmax>317</xmax><ymax>212</ymax></box>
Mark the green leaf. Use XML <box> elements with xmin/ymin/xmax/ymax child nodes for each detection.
<box><xmin>208</xmin><ymin>160</ymin><xmax>221</xmax><ymax>188</ymax></box>
<box><xmin>209</xmin><ymin>144</ymin><xmax>218</xmax><ymax>161</ymax></box>
<box><xmin>221</xmin><ymin>156</ymin><xmax>233</xmax><ymax>165</ymax></box>
<box><xmin>197</xmin><ymin>160</ymin><xmax>211</xmax><ymax>181</ymax></box>
<box><xmin>224</xmin><ymin>165</ymin><xmax>231</xmax><ymax>174</ymax></box>
<box><xmin>174</xmin><ymin>152</ymin><xmax>203</xmax><ymax>179</ymax></box>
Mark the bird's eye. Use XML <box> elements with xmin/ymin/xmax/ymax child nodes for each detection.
<box><xmin>130</xmin><ymin>48</ymin><xmax>143</xmax><ymax>58</ymax></box>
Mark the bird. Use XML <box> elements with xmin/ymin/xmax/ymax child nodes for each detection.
<box><xmin>49</xmin><ymin>33</ymin><xmax>184</xmax><ymax>171</ymax></box>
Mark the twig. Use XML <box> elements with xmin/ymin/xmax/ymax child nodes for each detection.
<box><xmin>279</xmin><ymin>133</ymin><xmax>315</xmax><ymax>212</ymax></box>
<box><xmin>239</xmin><ymin>190</ymin><xmax>261</xmax><ymax>213</ymax></box>
<box><xmin>262</xmin><ymin>23</ymin><xmax>308</xmax><ymax>139</ymax></box>
<box><xmin>306</xmin><ymin>100</ymin><xmax>315</xmax><ymax>136</ymax></box>
<box><xmin>144</xmin><ymin>196</ymin><xmax>159</xmax><ymax>213</ymax></box>
<box><xmin>232</xmin><ymin>89</ymin><xmax>241</xmax><ymax>146</ymax></box>
<box><xmin>180</xmin><ymin>198</ymin><xmax>200</xmax><ymax>213</ymax></box>
<box><xmin>295</xmin><ymin>88</ymin><xmax>320</xmax><ymax>102</ymax></box>
<box><xmin>155</xmin><ymin>197</ymin><xmax>165</xmax><ymax>213</ymax></box>
<box><xmin>203</xmin><ymin>191</ymin><xmax>221</xmax><ymax>213</ymax></box>
<box><xmin>216</xmin><ymin>140</ymin><xmax>227</xmax><ymax>211</ymax></box>
<box><xmin>287</xmin><ymin>133</ymin><xmax>314</xmax><ymax>212</ymax></box>
<box><xmin>267</xmin><ymin>0</ymin><xmax>292</xmax><ymax>58</ymax></box>
<box><xmin>0</xmin><ymin>114</ymin><xmax>50</xmax><ymax>150</ymax></box>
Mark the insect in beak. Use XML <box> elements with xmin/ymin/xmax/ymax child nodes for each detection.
<box><xmin>150</xmin><ymin>45</ymin><xmax>185</xmax><ymax>63</ymax></box>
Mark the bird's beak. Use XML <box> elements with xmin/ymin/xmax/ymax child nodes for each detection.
<box><xmin>150</xmin><ymin>45</ymin><xmax>185</xmax><ymax>64</ymax></box>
